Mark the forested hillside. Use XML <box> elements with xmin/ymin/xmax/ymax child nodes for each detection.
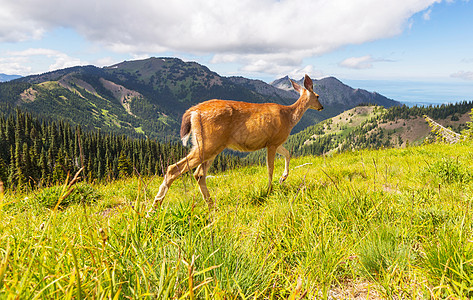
<box><xmin>0</xmin><ymin>105</ymin><xmax>246</xmax><ymax>190</ymax></box>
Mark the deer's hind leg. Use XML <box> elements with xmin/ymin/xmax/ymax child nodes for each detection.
<box><xmin>194</xmin><ymin>157</ymin><xmax>215</xmax><ymax>210</ymax></box>
<box><xmin>266</xmin><ymin>146</ymin><xmax>277</xmax><ymax>193</ymax></box>
<box><xmin>151</xmin><ymin>149</ymin><xmax>203</xmax><ymax>211</ymax></box>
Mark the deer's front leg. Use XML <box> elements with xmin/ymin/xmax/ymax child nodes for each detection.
<box><xmin>276</xmin><ymin>145</ymin><xmax>291</xmax><ymax>184</ymax></box>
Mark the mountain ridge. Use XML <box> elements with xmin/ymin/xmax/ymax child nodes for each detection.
<box><xmin>0</xmin><ymin>57</ymin><xmax>400</xmax><ymax>141</ymax></box>
<box><xmin>0</xmin><ymin>73</ymin><xmax>22</xmax><ymax>82</ymax></box>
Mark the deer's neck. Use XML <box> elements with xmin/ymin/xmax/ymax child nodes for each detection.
<box><xmin>289</xmin><ymin>94</ymin><xmax>310</xmax><ymax>127</ymax></box>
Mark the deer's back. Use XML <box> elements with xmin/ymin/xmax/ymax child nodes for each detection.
<box><xmin>190</xmin><ymin>99</ymin><xmax>292</xmax><ymax>152</ymax></box>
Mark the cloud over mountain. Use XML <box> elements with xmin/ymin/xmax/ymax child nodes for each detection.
<box><xmin>0</xmin><ymin>0</ymin><xmax>441</xmax><ymax>74</ymax></box>
<box><xmin>0</xmin><ymin>48</ymin><xmax>87</xmax><ymax>75</ymax></box>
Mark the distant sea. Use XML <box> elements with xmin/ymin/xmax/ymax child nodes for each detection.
<box><xmin>344</xmin><ymin>79</ymin><xmax>473</xmax><ymax>107</ymax></box>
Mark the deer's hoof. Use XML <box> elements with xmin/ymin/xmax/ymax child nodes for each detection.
<box><xmin>279</xmin><ymin>175</ymin><xmax>288</xmax><ymax>184</ymax></box>
<box><xmin>145</xmin><ymin>209</ymin><xmax>154</xmax><ymax>218</ymax></box>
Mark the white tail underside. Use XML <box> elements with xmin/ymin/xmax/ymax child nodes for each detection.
<box><xmin>181</xmin><ymin>133</ymin><xmax>191</xmax><ymax>147</ymax></box>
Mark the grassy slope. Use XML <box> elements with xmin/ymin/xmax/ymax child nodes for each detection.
<box><xmin>298</xmin><ymin>105</ymin><xmax>472</xmax><ymax>153</ymax></box>
<box><xmin>1</xmin><ymin>141</ymin><xmax>473</xmax><ymax>299</ymax></box>
<box><xmin>304</xmin><ymin>106</ymin><xmax>386</xmax><ymax>144</ymax></box>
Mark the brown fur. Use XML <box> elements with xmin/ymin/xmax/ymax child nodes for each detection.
<box><xmin>180</xmin><ymin>110</ymin><xmax>192</xmax><ymax>139</ymax></box>
<box><xmin>180</xmin><ymin>110</ymin><xmax>192</xmax><ymax>145</ymax></box>
<box><xmin>150</xmin><ymin>74</ymin><xmax>323</xmax><ymax>212</ymax></box>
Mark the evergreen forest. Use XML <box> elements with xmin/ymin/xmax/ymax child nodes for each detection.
<box><xmin>0</xmin><ymin>104</ymin><xmax>246</xmax><ymax>190</ymax></box>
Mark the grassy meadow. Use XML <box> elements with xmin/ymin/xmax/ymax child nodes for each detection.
<box><xmin>1</xmin><ymin>141</ymin><xmax>473</xmax><ymax>299</ymax></box>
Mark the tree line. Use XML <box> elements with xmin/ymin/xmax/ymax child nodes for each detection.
<box><xmin>0</xmin><ymin>107</ymin><xmax>247</xmax><ymax>190</ymax></box>
<box><xmin>383</xmin><ymin>101</ymin><xmax>473</xmax><ymax>121</ymax></box>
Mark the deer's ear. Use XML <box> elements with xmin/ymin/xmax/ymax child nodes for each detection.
<box><xmin>304</xmin><ymin>74</ymin><xmax>314</xmax><ymax>92</ymax></box>
<box><xmin>290</xmin><ymin>79</ymin><xmax>303</xmax><ymax>95</ymax></box>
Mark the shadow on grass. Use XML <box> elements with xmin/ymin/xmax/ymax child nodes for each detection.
<box><xmin>244</xmin><ymin>181</ymin><xmax>301</xmax><ymax>206</ymax></box>
<box><xmin>247</xmin><ymin>187</ymin><xmax>270</xmax><ymax>206</ymax></box>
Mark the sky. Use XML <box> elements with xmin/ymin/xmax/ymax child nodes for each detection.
<box><xmin>0</xmin><ymin>0</ymin><xmax>472</xmax><ymax>104</ymax></box>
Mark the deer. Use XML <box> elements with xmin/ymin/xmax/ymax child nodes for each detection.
<box><xmin>150</xmin><ymin>74</ymin><xmax>323</xmax><ymax>213</ymax></box>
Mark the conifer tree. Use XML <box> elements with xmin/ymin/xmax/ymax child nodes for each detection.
<box><xmin>0</xmin><ymin>158</ymin><xmax>7</xmax><ymax>184</ymax></box>
<box><xmin>118</xmin><ymin>151</ymin><xmax>133</xmax><ymax>178</ymax></box>
<box><xmin>52</xmin><ymin>149</ymin><xmax>66</xmax><ymax>183</ymax></box>
<box><xmin>14</xmin><ymin>139</ymin><xmax>26</xmax><ymax>187</ymax></box>
<box><xmin>7</xmin><ymin>145</ymin><xmax>15</xmax><ymax>188</ymax></box>
<box><xmin>22</xmin><ymin>142</ymin><xmax>32</xmax><ymax>186</ymax></box>
<box><xmin>39</xmin><ymin>149</ymin><xmax>48</xmax><ymax>186</ymax></box>
<box><xmin>463</xmin><ymin>108</ymin><xmax>473</xmax><ymax>139</ymax></box>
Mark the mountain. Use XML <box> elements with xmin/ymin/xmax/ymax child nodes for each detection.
<box><xmin>0</xmin><ymin>73</ymin><xmax>22</xmax><ymax>82</ymax></box>
<box><xmin>0</xmin><ymin>57</ymin><xmax>400</xmax><ymax>141</ymax></box>
<box><xmin>228</xmin><ymin>76</ymin><xmax>296</xmax><ymax>103</ymax></box>
<box><xmin>271</xmin><ymin>75</ymin><xmax>398</xmax><ymax>108</ymax></box>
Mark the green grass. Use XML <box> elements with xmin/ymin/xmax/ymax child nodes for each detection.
<box><xmin>134</xmin><ymin>126</ymin><xmax>145</xmax><ymax>134</ymax></box>
<box><xmin>1</xmin><ymin>141</ymin><xmax>473</xmax><ymax>299</ymax></box>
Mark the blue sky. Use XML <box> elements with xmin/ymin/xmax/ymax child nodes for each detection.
<box><xmin>0</xmin><ymin>0</ymin><xmax>472</xmax><ymax>104</ymax></box>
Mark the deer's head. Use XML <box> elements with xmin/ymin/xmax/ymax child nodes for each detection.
<box><xmin>290</xmin><ymin>74</ymin><xmax>323</xmax><ymax>111</ymax></box>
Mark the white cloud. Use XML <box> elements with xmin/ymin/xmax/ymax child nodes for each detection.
<box><xmin>451</xmin><ymin>71</ymin><xmax>473</xmax><ymax>81</ymax></box>
<box><xmin>339</xmin><ymin>55</ymin><xmax>376</xmax><ymax>69</ymax></box>
<box><xmin>0</xmin><ymin>7</ymin><xmax>44</xmax><ymax>42</ymax></box>
<box><xmin>3</xmin><ymin>48</ymin><xmax>87</xmax><ymax>75</ymax></box>
<box><xmin>0</xmin><ymin>57</ymin><xmax>32</xmax><ymax>75</ymax></box>
<box><xmin>238</xmin><ymin>52</ymin><xmax>306</xmax><ymax>73</ymax></box>
<box><xmin>339</xmin><ymin>55</ymin><xmax>394</xmax><ymax>69</ymax></box>
<box><xmin>423</xmin><ymin>8</ymin><xmax>432</xmax><ymax>20</ymax></box>
<box><xmin>48</xmin><ymin>54</ymin><xmax>84</xmax><ymax>71</ymax></box>
<box><xmin>288</xmin><ymin>65</ymin><xmax>325</xmax><ymax>80</ymax></box>
<box><xmin>210</xmin><ymin>54</ymin><xmax>239</xmax><ymax>64</ymax></box>
<box><xmin>93</xmin><ymin>57</ymin><xmax>117</xmax><ymax>68</ymax></box>
<box><xmin>0</xmin><ymin>0</ymin><xmax>442</xmax><ymax>75</ymax></box>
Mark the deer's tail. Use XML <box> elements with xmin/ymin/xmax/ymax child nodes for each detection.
<box><xmin>180</xmin><ymin>110</ymin><xmax>192</xmax><ymax>146</ymax></box>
